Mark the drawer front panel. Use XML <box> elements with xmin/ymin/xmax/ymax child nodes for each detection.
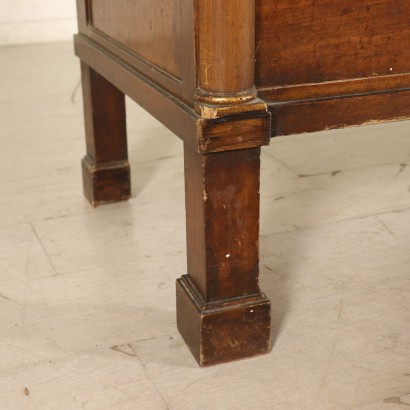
<box><xmin>256</xmin><ymin>0</ymin><xmax>410</xmax><ymax>89</ymax></box>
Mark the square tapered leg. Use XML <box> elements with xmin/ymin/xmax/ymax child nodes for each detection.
<box><xmin>177</xmin><ymin>145</ymin><xmax>272</xmax><ymax>366</ymax></box>
<box><xmin>80</xmin><ymin>62</ymin><xmax>131</xmax><ymax>207</ymax></box>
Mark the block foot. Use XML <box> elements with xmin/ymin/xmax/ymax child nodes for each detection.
<box><xmin>82</xmin><ymin>156</ymin><xmax>131</xmax><ymax>207</ymax></box>
<box><xmin>176</xmin><ymin>275</ymin><xmax>271</xmax><ymax>367</ymax></box>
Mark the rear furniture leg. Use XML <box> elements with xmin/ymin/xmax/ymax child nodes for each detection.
<box><xmin>80</xmin><ymin>62</ymin><xmax>131</xmax><ymax>207</ymax></box>
<box><xmin>177</xmin><ymin>144</ymin><xmax>271</xmax><ymax>366</ymax></box>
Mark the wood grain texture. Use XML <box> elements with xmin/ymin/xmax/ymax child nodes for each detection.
<box><xmin>258</xmin><ymin>73</ymin><xmax>410</xmax><ymax>102</ymax></box>
<box><xmin>82</xmin><ymin>157</ymin><xmax>130</xmax><ymax>207</ymax></box>
<box><xmin>196</xmin><ymin>0</ymin><xmax>257</xmax><ymax>103</ymax></box>
<box><xmin>74</xmin><ymin>0</ymin><xmax>410</xmax><ymax>368</ymax></box>
<box><xmin>77</xmin><ymin>0</ymin><xmax>196</xmax><ymax>105</ymax></box>
<box><xmin>270</xmin><ymin>89</ymin><xmax>410</xmax><ymax>136</ymax></box>
<box><xmin>75</xmin><ymin>35</ymin><xmax>271</xmax><ymax>154</ymax></box>
<box><xmin>199</xmin><ymin>111</ymin><xmax>271</xmax><ymax>153</ymax></box>
<box><xmin>80</xmin><ymin>62</ymin><xmax>130</xmax><ymax>205</ymax></box>
<box><xmin>5</xmin><ymin>42</ymin><xmax>410</xmax><ymax>396</ymax></box>
<box><xmin>184</xmin><ymin>146</ymin><xmax>263</xmax><ymax>301</ymax></box>
<box><xmin>256</xmin><ymin>0</ymin><xmax>410</xmax><ymax>88</ymax></box>
<box><xmin>90</xmin><ymin>0</ymin><xmax>182</xmax><ymax>79</ymax></box>
<box><xmin>255</xmin><ymin>0</ymin><xmax>410</xmax><ymax>133</ymax></box>
<box><xmin>75</xmin><ymin>35</ymin><xmax>199</xmax><ymax>153</ymax></box>
<box><xmin>176</xmin><ymin>275</ymin><xmax>271</xmax><ymax>367</ymax></box>
<box><xmin>179</xmin><ymin>142</ymin><xmax>273</xmax><ymax>366</ymax></box>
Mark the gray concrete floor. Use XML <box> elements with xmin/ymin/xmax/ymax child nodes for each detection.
<box><xmin>0</xmin><ymin>42</ymin><xmax>409</xmax><ymax>409</ymax></box>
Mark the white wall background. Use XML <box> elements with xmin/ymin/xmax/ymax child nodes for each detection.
<box><xmin>0</xmin><ymin>1</ymin><xmax>77</xmax><ymax>46</ymax></box>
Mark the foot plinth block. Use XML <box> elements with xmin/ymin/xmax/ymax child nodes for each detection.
<box><xmin>82</xmin><ymin>156</ymin><xmax>131</xmax><ymax>207</ymax></box>
<box><xmin>176</xmin><ymin>275</ymin><xmax>271</xmax><ymax>367</ymax></box>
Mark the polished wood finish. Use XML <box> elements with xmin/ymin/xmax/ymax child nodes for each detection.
<box><xmin>178</xmin><ymin>145</ymin><xmax>271</xmax><ymax>365</ymax></box>
<box><xmin>256</xmin><ymin>0</ymin><xmax>410</xmax><ymax>87</ymax></box>
<box><xmin>80</xmin><ymin>63</ymin><xmax>130</xmax><ymax>206</ymax></box>
<box><xmin>184</xmin><ymin>147</ymin><xmax>262</xmax><ymax>301</ymax></box>
<box><xmin>75</xmin><ymin>35</ymin><xmax>270</xmax><ymax>154</ymax></box>
<box><xmin>176</xmin><ymin>275</ymin><xmax>271</xmax><ymax>367</ymax></box>
<box><xmin>255</xmin><ymin>0</ymin><xmax>410</xmax><ymax>134</ymax></box>
<box><xmin>196</xmin><ymin>0</ymin><xmax>256</xmax><ymax>104</ymax></box>
<box><xmin>258</xmin><ymin>73</ymin><xmax>410</xmax><ymax>103</ymax></box>
<box><xmin>199</xmin><ymin>112</ymin><xmax>271</xmax><ymax>153</ymax></box>
<box><xmin>91</xmin><ymin>0</ymin><xmax>183</xmax><ymax>79</ymax></box>
<box><xmin>271</xmin><ymin>90</ymin><xmax>410</xmax><ymax>136</ymax></box>
<box><xmin>78</xmin><ymin>0</ymin><xmax>196</xmax><ymax>104</ymax></box>
<box><xmin>75</xmin><ymin>0</ymin><xmax>409</xmax><ymax>366</ymax></box>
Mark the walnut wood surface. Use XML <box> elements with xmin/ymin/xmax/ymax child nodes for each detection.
<box><xmin>184</xmin><ymin>146</ymin><xmax>262</xmax><ymax>301</ymax></box>
<box><xmin>256</xmin><ymin>0</ymin><xmax>410</xmax><ymax>132</ymax></box>
<box><xmin>256</xmin><ymin>0</ymin><xmax>410</xmax><ymax>87</ymax></box>
<box><xmin>196</xmin><ymin>0</ymin><xmax>256</xmax><ymax>104</ymax></box>
<box><xmin>270</xmin><ymin>89</ymin><xmax>410</xmax><ymax>136</ymax></box>
<box><xmin>176</xmin><ymin>275</ymin><xmax>271</xmax><ymax>366</ymax></box>
<box><xmin>75</xmin><ymin>0</ymin><xmax>409</xmax><ymax>366</ymax></box>
<box><xmin>91</xmin><ymin>0</ymin><xmax>182</xmax><ymax>79</ymax></box>
<box><xmin>178</xmin><ymin>144</ymin><xmax>271</xmax><ymax>366</ymax></box>
<box><xmin>80</xmin><ymin>63</ymin><xmax>130</xmax><ymax>206</ymax></box>
<box><xmin>75</xmin><ymin>35</ymin><xmax>270</xmax><ymax>154</ymax></box>
<box><xmin>80</xmin><ymin>0</ymin><xmax>196</xmax><ymax>104</ymax></box>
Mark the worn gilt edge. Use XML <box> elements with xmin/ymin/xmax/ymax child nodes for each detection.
<box><xmin>194</xmin><ymin>97</ymin><xmax>268</xmax><ymax>119</ymax></box>
<box><xmin>194</xmin><ymin>87</ymin><xmax>259</xmax><ymax>109</ymax></box>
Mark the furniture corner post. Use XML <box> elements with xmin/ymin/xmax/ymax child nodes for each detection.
<box><xmin>195</xmin><ymin>0</ymin><xmax>258</xmax><ymax>107</ymax></box>
<box><xmin>80</xmin><ymin>62</ymin><xmax>131</xmax><ymax>207</ymax></box>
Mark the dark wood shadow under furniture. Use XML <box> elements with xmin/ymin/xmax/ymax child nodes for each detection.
<box><xmin>74</xmin><ymin>0</ymin><xmax>410</xmax><ymax>366</ymax></box>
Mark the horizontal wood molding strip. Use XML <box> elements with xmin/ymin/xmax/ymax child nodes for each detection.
<box><xmin>74</xmin><ymin>34</ymin><xmax>199</xmax><ymax>151</ymax></box>
<box><xmin>258</xmin><ymin>73</ymin><xmax>410</xmax><ymax>102</ymax></box>
<box><xmin>75</xmin><ymin>35</ymin><xmax>271</xmax><ymax>154</ymax></box>
<box><xmin>270</xmin><ymin>89</ymin><xmax>410</xmax><ymax>136</ymax></box>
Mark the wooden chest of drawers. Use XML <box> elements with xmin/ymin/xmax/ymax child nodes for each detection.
<box><xmin>75</xmin><ymin>0</ymin><xmax>410</xmax><ymax>366</ymax></box>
